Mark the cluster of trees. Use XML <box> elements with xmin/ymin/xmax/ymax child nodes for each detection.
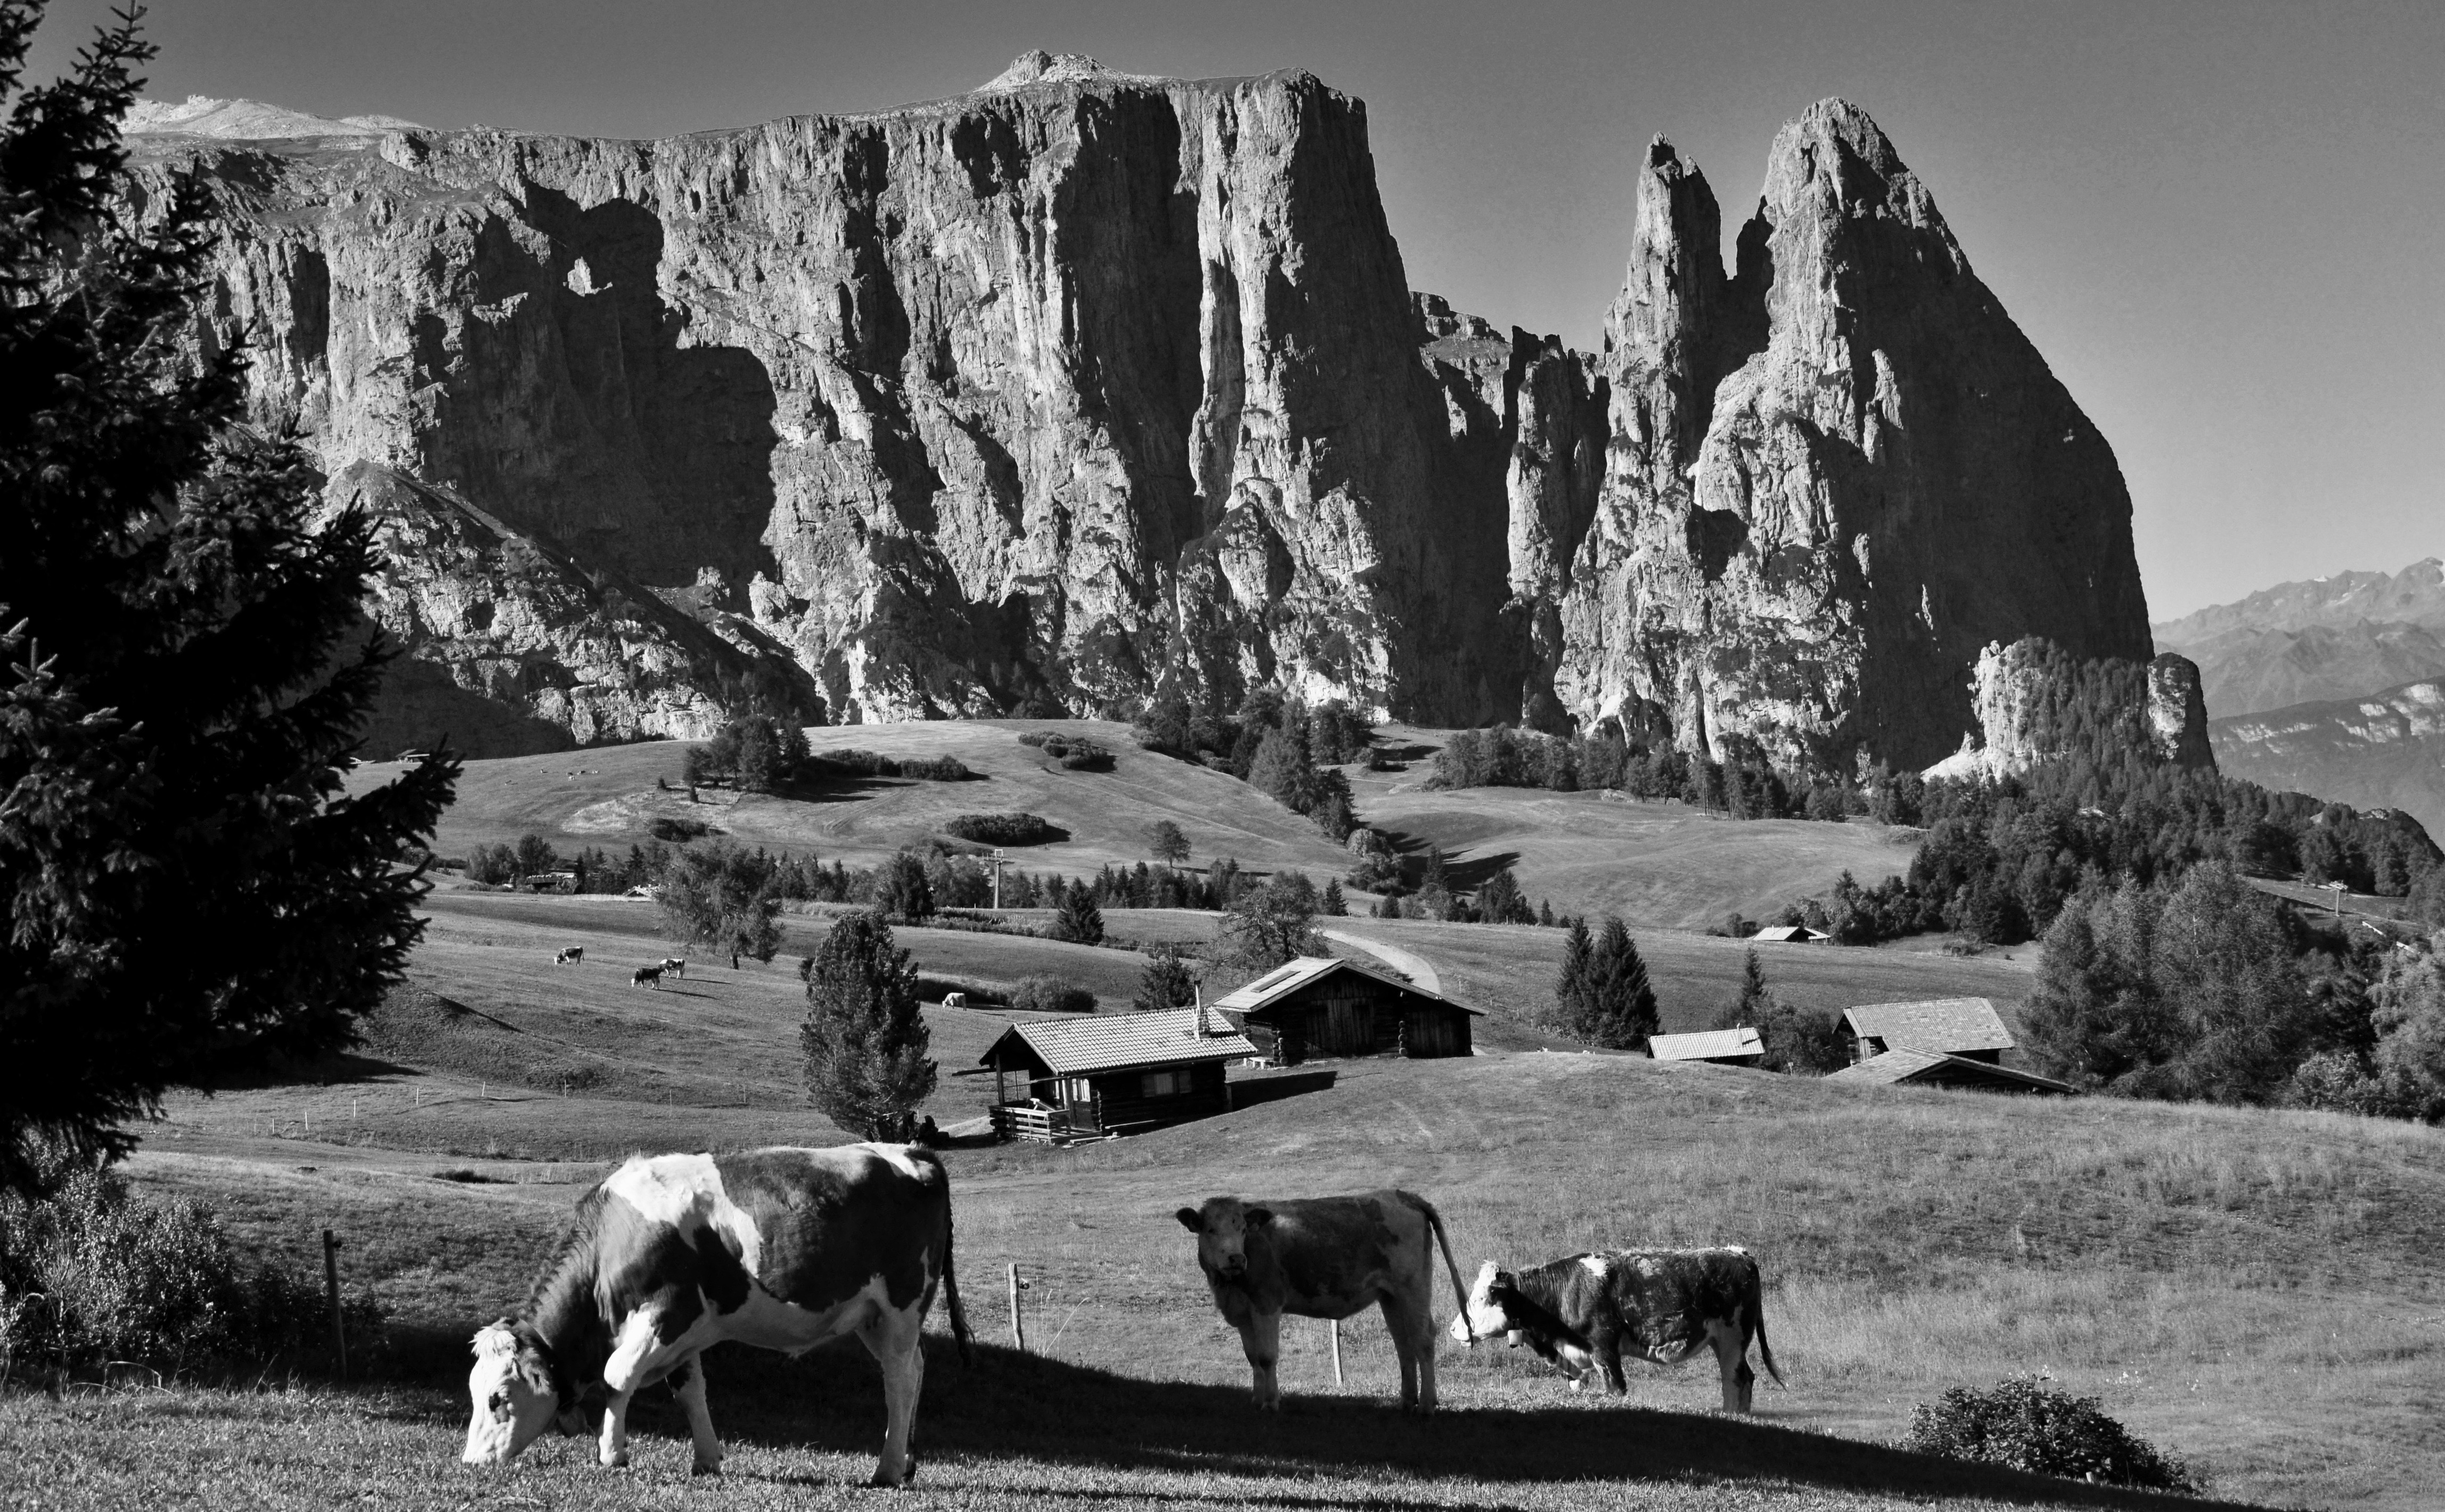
<box><xmin>0</xmin><ymin>6</ymin><xmax>457</xmax><ymax>1188</ymax></box>
<box><xmin>1708</xmin><ymin>950</ymin><xmax>1846</xmax><ymax>1073</ymax></box>
<box><xmin>1133</xmin><ymin>688</ymin><xmax>1363</xmax><ymax>841</ymax></box>
<box><xmin>681</xmin><ymin>717</ymin><xmax>972</xmax><ymax>793</ymax></box>
<box><xmin>942</xmin><ymin>812</ymin><xmax>1059</xmax><ymax>846</ymax></box>
<box><xmin>1017</xmin><ymin>730</ymin><xmax>1111</xmax><ymax>770</ymax></box>
<box><xmin>1552</xmin><ymin>917</ymin><xmax>1659</xmax><ymax>1048</ymax></box>
<box><xmin>1428</xmin><ymin>725</ymin><xmax>1853</xmax><ymax>821</ymax></box>
<box><xmin>2019</xmin><ymin>860</ymin><xmax>2439</xmax><ymax>1110</ymax></box>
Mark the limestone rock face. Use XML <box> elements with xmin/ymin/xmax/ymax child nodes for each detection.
<box><xmin>337</xmin><ymin>462</ymin><xmax>821</xmax><ymax>758</ymax></box>
<box><xmin>1520</xmin><ymin>105</ymin><xmax>2154</xmax><ymax>771</ymax></box>
<box><xmin>136</xmin><ymin>78</ymin><xmax>2154</xmax><ymax>766</ymax></box>
<box><xmin>1924</xmin><ymin>638</ymin><xmax>2213</xmax><ymax>782</ymax></box>
<box><xmin>136</xmin><ymin>56</ymin><xmax>1513</xmax><ymax>748</ymax></box>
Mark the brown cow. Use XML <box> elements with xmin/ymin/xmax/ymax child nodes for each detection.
<box><xmin>1176</xmin><ymin>1190</ymin><xmax>1470</xmax><ymax>1412</ymax></box>
<box><xmin>1449</xmin><ymin>1246</ymin><xmax>1781</xmax><ymax>1411</ymax></box>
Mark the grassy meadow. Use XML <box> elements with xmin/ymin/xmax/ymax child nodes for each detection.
<box><xmin>15</xmin><ymin>726</ymin><xmax>2443</xmax><ymax>1510</ymax></box>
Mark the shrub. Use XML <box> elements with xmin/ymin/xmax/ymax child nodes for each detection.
<box><xmin>1907</xmin><ymin>1375</ymin><xmax>2197</xmax><ymax>1493</ymax></box>
<box><xmin>943</xmin><ymin>812</ymin><xmax>1060</xmax><ymax>847</ymax></box>
<box><xmin>1020</xmin><ymin>732</ymin><xmax>1111</xmax><ymax>770</ymax></box>
<box><xmin>1010</xmin><ymin>975</ymin><xmax>1096</xmax><ymax>1014</ymax></box>
<box><xmin>900</xmin><ymin>755</ymin><xmax>972</xmax><ymax>782</ymax></box>
<box><xmin>649</xmin><ymin>816</ymin><xmax>712</xmax><ymax>843</ymax></box>
<box><xmin>0</xmin><ymin>1146</ymin><xmax>377</xmax><ymax>1377</ymax></box>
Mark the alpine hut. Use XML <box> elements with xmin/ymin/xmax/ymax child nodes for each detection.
<box><xmin>1838</xmin><ymin>998</ymin><xmax>2016</xmax><ymax>1065</ymax></box>
<box><xmin>1647</xmin><ymin>1026</ymin><xmax>1766</xmax><ymax>1067</ymax></box>
<box><xmin>977</xmin><ymin>1007</ymin><xmax>1255</xmax><ymax>1144</ymax></box>
<box><xmin>1207</xmin><ymin>956</ymin><xmax>1479</xmax><ymax>1064</ymax></box>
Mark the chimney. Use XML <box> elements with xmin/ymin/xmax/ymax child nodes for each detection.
<box><xmin>1194</xmin><ymin>981</ymin><xmax>1207</xmax><ymax>1037</ymax></box>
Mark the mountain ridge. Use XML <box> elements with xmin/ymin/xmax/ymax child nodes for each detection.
<box><xmin>134</xmin><ymin>62</ymin><xmax>2157</xmax><ymax>769</ymax></box>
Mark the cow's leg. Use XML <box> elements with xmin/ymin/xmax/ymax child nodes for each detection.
<box><xmin>598</xmin><ymin>1388</ymin><xmax>634</xmax><ymax>1469</ymax></box>
<box><xmin>1239</xmin><ymin>1310</ymin><xmax>1283</xmax><ymax>1410</ymax></box>
<box><xmin>1708</xmin><ymin>1319</ymin><xmax>1751</xmax><ymax>1412</ymax></box>
<box><xmin>857</xmin><ymin>1302</ymin><xmax>927</xmax><ymax>1486</ymax></box>
<box><xmin>599</xmin><ymin>1298</ymin><xmax>688</xmax><ymax>1467</ymax></box>
<box><xmin>1379</xmin><ymin>1296</ymin><xmax>1437</xmax><ymax>1412</ymax></box>
<box><xmin>672</xmin><ymin>1356</ymin><xmax>723</xmax><ymax>1476</ymax></box>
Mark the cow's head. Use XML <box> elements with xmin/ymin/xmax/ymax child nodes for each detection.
<box><xmin>1174</xmin><ymin>1197</ymin><xmax>1273</xmax><ymax>1285</ymax></box>
<box><xmin>1449</xmin><ymin>1260</ymin><xmax>1525</xmax><ymax>1345</ymax></box>
<box><xmin>462</xmin><ymin>1319</ymin><xmax>582</xmax><ymax>1464</ymax></box>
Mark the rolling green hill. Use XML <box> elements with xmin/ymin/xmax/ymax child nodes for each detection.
<box><xmin>358</xmin><ymin>720</ymin><xmax>1932</xmax><ymax>930</ymax></box>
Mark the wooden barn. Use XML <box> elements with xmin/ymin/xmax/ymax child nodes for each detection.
<box><xmin>1826</xmin><ymin>1047</ymin><xmax>2074</xmax><ymax>1096</ymax></box>
<box><xmin>1647</xmin><ymin>1026</ymin><xmax>1765</xmax><ymax>1067</ymax></box>
<box><xmin>1838</xmin><ymin>998</ymin><xmax>2016</xmax><ymax>1065</ymax></box>
<box><xmin>1208</xmin><ymin>956</ymin><xmax>1479</xmax><ymax>1064</ymax></box>
<box><xmin>975</xmin><ymin>1007</ymin><xmax>1255</xmax><ymax>1144</ymax></box>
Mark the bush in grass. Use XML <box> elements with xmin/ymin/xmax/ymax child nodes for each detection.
<box><xmin>1020</xmin><ymin>732</ymin><xmax>1112</xmax><ymax>770</ymax></box>
<box><xmin>1907</xmin><ymin>1375</ymin><xmax>2197</xmax><ymax>1492</ymax></box>
<box><xmin>943</xmin><ymin>812</ymin><xmax>1059</xmax><ymax>846</ymax></box>
<box><xmin>648</xmin><ymin>816</ymin><xmax>712</xmax><ymax>843</ymax></box>
<box><xmin>0</xmin><ymin>1140</ymin><xmax>377</xmax><ymax>1377</ymax></box>
<box><xmin>1010</xmin><ymin>975</ymin><xmax>1096</xmax><ymax>1014</ymax></box>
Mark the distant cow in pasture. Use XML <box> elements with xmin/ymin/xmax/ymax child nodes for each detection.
<box><xmin>1449</xmin><ymin>1246</ymin><xmax>1781</xmax><ymax>1411</ymax></box>
<box><xmin>463</xmin><ymin>1144</ymin><xmax>971</xmax><ymax>1484</ymax></box>
<box><xmin>631</xmin><ymin>966</ymin><xmax>663</xmax><ymax>989</ymax></box>
<box><xmin>554</xmin><ymin>947</ymin><xmax>583</xmax><ymax>966</ymax></box>
<box><xmin>660</xmin><ymin>957</ymin><xmax>686</xmax><ymax>979</ymax></box>
<box><xmin>1176</xmin><ymin>1190</ymin><xmax>1470</xmax><ymax>1412</ymax></box>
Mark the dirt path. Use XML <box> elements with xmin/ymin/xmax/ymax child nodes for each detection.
<box><xmin>1319</xmin><ymin>927</ymin><xmax>1443</xmax><ymax>994</ymax></box>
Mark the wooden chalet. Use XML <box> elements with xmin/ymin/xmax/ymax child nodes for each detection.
<box><xmin>1826</xmin><ymin>1047</ymin><xmax>2074</xmax><ymax>1096</ymax></box>
<box><xmin>976</xmin><ymin>1007</ymin><xmax>1255</xmax><ymax>1144</ymax></box>
<box><xmin>1647</xmin><ymin>1027</ymin><xmax>1765</xmax><ymax>1066</ymax></box>
<box><xmin>1750</xmin><ymin>924</ymin><xmax>1824</xmax><ymax>944</ymax></box>
<box><xmin>1208</xmin><ymin>956</ymin><xmax>1479</xmax><ymax>1064</ymax></box>
<box><xmin>1838</xmin><ymin>998</ymin><xmax>2015</xmax><ymax>1065</ymax></box>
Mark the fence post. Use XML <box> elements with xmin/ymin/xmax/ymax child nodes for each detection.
<box><xmin>322</xmin><ymin>1229</ymin><xmax>347</xmax><ymax>1382</ymax></box>
<box><xmin>1329</xmin><ymin>1318</ymin><xmax>1343</xmax><ymax>1385</ymax></box>
<box><xmin>1007</xmin><ymin>1262</ymin><xmax>1027</xmax><ymax>1352</ymax></box>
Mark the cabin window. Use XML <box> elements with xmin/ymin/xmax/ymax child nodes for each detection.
<box><xmin>1140</xmin><ymin>1070</ymin><xmax>1185</xmax><ymax>1098</ymax></box>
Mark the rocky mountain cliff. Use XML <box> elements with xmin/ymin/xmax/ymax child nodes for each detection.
<box><xmin>130</xmin><ymin>60</ymin><xmax>2155</xmax><ymax>766</ymax></box>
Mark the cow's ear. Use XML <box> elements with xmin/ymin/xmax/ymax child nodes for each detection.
<box><xmin>1245</xmin><ymin>1207</ymin><xmax>1274</xmax><ymax>1228</ymax></box>
<box><xmin>1174</xmin><ymin>1207</ymin><xmax>1204</xmax><ymax>1232</ymax></box>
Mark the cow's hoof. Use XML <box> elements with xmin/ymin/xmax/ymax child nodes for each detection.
<box><xmin>690</xmin><ymin>1462</ymin><xmax>722</xmax><ymax>1478</ymax></box>
<box><xmin>868</xmin><ymin>1468</ymin><xmax>906</xmax><ymax>1489</ymax></box>
<box><xmin>602</xmin><ymin>1455</ymin><xmax>630</xmax><ymax>1471</ymax></box>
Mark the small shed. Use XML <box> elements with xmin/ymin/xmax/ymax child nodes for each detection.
<box><xmin>1827</xmin><ymin>1047</ymin><xmax>2073</xmax><ymax>1096</ymax></box>
<box><xmin>1208</xmin><ymin>956</ymin><xmax>1479</xmax><ymax>1064</ymax></box>
<box><xmin>1839</xmin><ymin>998</ymin><xmax>2015</xmax><ymax>1065</ymax></box>
<box><xmin>1751</xmin><ymin>924</ymin><xmax>1824</xmax><ymax>944</ymax></box>
<box><xmin>976</xmin><ymin>1007</ymin><xmax>1254</xmax><ymax>1144</ymax></box>
<box><xmin>1647</xmin><ymin>1027</ymin><xmax>1765</xmax><ymax>1066</ymax></box>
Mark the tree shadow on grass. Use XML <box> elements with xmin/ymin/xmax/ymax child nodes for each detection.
<box><xmin>573</xmin><ymin>1340</ymin><xmax>2237</xmax><ymax>1510</ymax></box>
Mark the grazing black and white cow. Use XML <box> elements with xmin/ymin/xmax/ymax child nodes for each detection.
<box><xmin>554</xmin><ymin>947</ymin><xmax>583</xmax><ymax>966</ymax></box>
<box><xmin>660</xmin><ymin>957</ymin><xmax>686</xmax><ymax>979</ymax></box>
<box><xmin>1448</xmin><ymin>1246</ymin><xmax>1781</xmax><ymax>1411</ymax></box>
<box><xmin>1176</xmin><ymin>1190</ymin><xmax>1471</xmax><ymax>1412</ymax></box>
<box><xmin>463</xmin><ymin>1144</ymin><xmax>970</xmax><ymax>1484</ymax></box>
<box><xmin>631</xmin><ymin>965</ymin><xmax>662</xmax><ymax>989</ymax></box>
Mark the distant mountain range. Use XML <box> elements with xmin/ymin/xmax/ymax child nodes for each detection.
<box><xmin>2157</xmin><ymin>558</ymin><xmax>2445</xmax><ymax>831</ymax></box>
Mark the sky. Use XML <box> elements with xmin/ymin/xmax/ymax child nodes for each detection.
<box><xmin>26</xmin><ymin>0</ymin><xmax>2445</xmax><ymax>620</ymax></box>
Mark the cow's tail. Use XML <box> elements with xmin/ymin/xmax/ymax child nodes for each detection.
<box><xmin>1409</xmin><ymin>1193</ymin><xmax>1474</xmax><ymax>1342</ymax></box>
<box><xmin>1747</xmin><ymin>1262</ymin><xmax>1784</xmax><ymax>1387</ymax></box>
<box><xmin>925</xmin><ymin>1153</ymin><xmax>975</xmax><ymax>1366</ymax></box>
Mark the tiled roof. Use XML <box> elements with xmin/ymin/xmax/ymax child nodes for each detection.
<box><xmin>1208</xmin><ymin>954</ymin><xmax>1481</xmax><ymax>1015</ymax></box>
<box><xmin>978</xmin><ymin>1008</ymin><xmax>1254</xmax><ymax>1077</ymax></box>
<box><xmin>1826</xmin><ymin>1047</ymin><xmax>2074</xmax><ymax>1094</ymax></box>
<box><xmin>1841</xmin><ymin>997</ymin><xmax>2015</xmax><ymax>1054</ymax></box>
<box><xmin>1648</xmin><ymin>1028</ymin><xmax>1765</xmax><ymax>1062</ymax></box>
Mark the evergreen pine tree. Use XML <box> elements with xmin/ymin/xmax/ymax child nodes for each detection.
<box><xmin>1539</xmin><ymin>898</ymin><xmax>1555</xmax><ymax>927</ymax></box>
<box><xmin>1053</xmin><ymin>885</ymin><xmax>1105</xmax><ymax>945</ymax></box>
<box><xmin>1133</xmin><ymin>947</ymin><xmax>1199</xmax><ymax>1013</ymax></box>
<box><xmin>0</xmin><ymin>5</ymin><xmax>457</xmax><ymax>1187</ymax></box>
<box><xmin>1321</xmin><ymin>877</ymin><xmax>1347</xmax><ymax>916</ymax></box>
<box><xmin>1555</xmin><ymin>917</ymin><xmax>1594</xmax><ymax>1034</ymax></box>
<box><xmin>800</xmin><ymin>911</ymin><xmax>936</xmax><ymax>1139</ymax></box>
<box><xmin>1583</xmin><ymin>915</ymin><xmax>1661</xmax><ymax>1049</ymax></box>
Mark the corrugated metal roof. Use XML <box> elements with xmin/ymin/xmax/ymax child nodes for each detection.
<box><xmin>1827</xmin><ymin>1047</ymin><xmax>2074</xmax><ymax>1094</ymax></box>
<box><xmin>1841</xmin><ymin>997</ymin><xmax>2014</xmax><ymax>1054</ymax></box>
<box><xmin>1208</xmin><ymin>954</ymin><xmax>1482</xmax><ymax>1015</ymax></box>
<box><xmin>978</xmin><ymin>1008</ymin><xmax>1255</xmax><ymax>1077</ymax></box>
<box><xmin>1648</xmin><ymin>1028</ymin><xmax>1765</xmax><ymax>1062</ymax></box>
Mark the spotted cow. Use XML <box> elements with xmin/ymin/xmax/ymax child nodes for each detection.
<box><xmin>554</xmin><ymin>947</ymin><xmax>583</xmax><ymax>966</ymax></box>
<box><xmin>1449</xmin><ymin>1246</ymin><xmax>1780</xmax><ymax>1411</ymax></box>
<box><xmin>463</xmin><ymin>1144</ymin><xmax>970</xmax><ymax>1484</ymax></box>
<box><xmin>1176</xmin><ymin>1190</ymin><xmax>1470</xmax><ymax>1412</ymax></box>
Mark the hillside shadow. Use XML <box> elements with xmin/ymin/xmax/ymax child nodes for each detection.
<box><xmin>550</xmin><ymin>1341</ymin><xmax>2235</xmax><ymax>1510</ymax></box>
